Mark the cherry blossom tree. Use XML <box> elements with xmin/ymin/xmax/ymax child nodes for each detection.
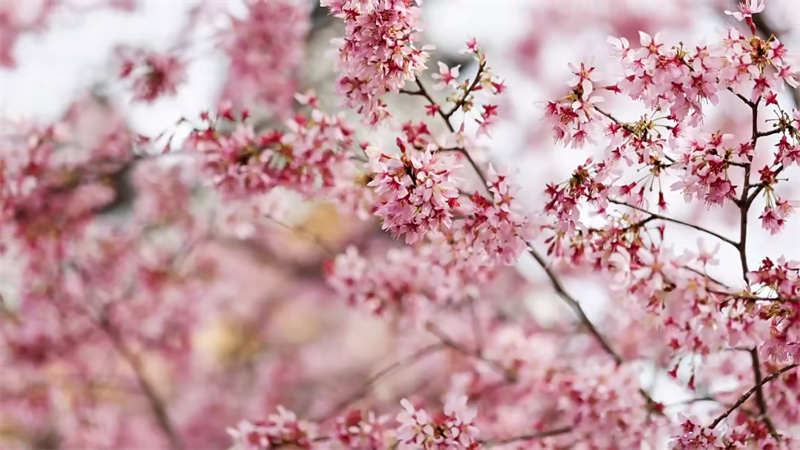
<box><xmin>1</xmin><ymin>0</ymin><xmax>799</xmax><ymax>449</ymax></box>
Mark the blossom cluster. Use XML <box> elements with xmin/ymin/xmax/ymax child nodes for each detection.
<box><xmin>326</xmin><ymin>244</ymin><xmax>481</xmax><ymax>318</ymax></box>
<box><xmin>539</xmin><ymin>1</ymin><xmax>799</xmax><ymax>446</ymax></box>
<box><xmin>117</xmin><ymin>46</ymin><xmax>187</xmax><ymax>103</ymax></box>
<box><xmin>228</xmin><ymin>398</ymin><xmax>479</xmax><ymax>450</ymax></box>
<box><xmin>324</xmin><ymin>0</ymin><xmax>432</xmax><ymax>124</ymax></box>
<box><xmin>220</xmin><ymin>0</ymin><xmax>309</xmax><ymax>114</ymax></box>
<box><xmin>227</xmin><ymin>406</ymin><xmax>316</xmax><ymax>450</ymax></box>
<box><xmin>2</xmin><ymin>0</ymin><xmax>800</xmax><ymax>449</ymax></box>
<box><xmin>367</xmin><ymin>141</ymin><xmax>461</xmax><ymax>244</ymax></box>
<box><xmin>184</xmin><ymin>93</ymin><xmax>369</xmax><ymax>217</ymax></box>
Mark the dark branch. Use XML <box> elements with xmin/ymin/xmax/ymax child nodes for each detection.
<box><xmin>709</xmin><ymin>364</ymin><xmax>798</xmax><ymax>430</ymax></box>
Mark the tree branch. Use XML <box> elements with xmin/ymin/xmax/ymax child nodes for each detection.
<box><xmin>749</xmin><ymin>349</ymin><xmax>780</xmax><ymax>437</ymax></box>
<box><xmin>756</xmin><ymin>128</ymin><xmax>783</xmax><ymax>138</ymax></box>
<box><xmin>400</xmin><ymin>77</ymin><xmax>455</xmax><ymax>133</ymax></box>
<box><xmin>609</xmin><ymin>199</ymin><xmax>739</xmax><ymax>249</ymax></box>
<box><xmin>708</xmin><ymin>363</ymin><xmax>798</xmax><ymax>430</ymax></box>
<box><xmin>401</xmin><ymin>77</ymin><xmax>490</xmax><ymax>191</ymax></box>
<box><xmin>527</xmin><ymin>248</ymin><xmax>622</xmax><ymax>366</ymax></box>
<box><xmin>317</xmin><ymin>343</ymin><xmax>445</xmax><ymax>421</ymax></box>
<box><xmin>425</xmin><ymin>322</ymin><xmax>516</xmax><ymax>382</ymax></box>
<box><xmin>98</xmin><ymin>320</ymin><xmax>184</xmax><ymax>450</ymax></box>
<box><xmin>443</xmin><ymin>61</ymin><xmax>486</xmax><ymax>119</ymax></box>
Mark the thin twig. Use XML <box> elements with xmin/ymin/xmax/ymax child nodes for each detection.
<box><xmin>468</xmin><ymin>296</ymin><xmax>483</xmax><ymax>357</ymax></box>
<box><xmin>755</xmin><ymin>128</ymin><xmax>783</xmax><ymax>138</ymax></box>
<box><xmin>401</xmin><ymin>77</ymin><xmax>490</xmax><ymax>192</ymax></box>
<box><xmin>527</xmin><ymin>248</ymin><xmax>663</xmax><ymax>413</ymax></box>
<box><xmin>709</xmin><ymin>363</ymin><xmax>798</xmax><ymax>430</ymax></box>
<box><xmin>443</xmin><ymin>61</ymin><xmax>486</xmax><ymax>119</ymax></box>
<box><xmin>527</xmin><ymin>248</ymin><xmax>622</xmax><ymax>365</ymax></box>
<box><xmin>263</xmin><ymin>214</ymin><xmax>336</xmax><ymax>256</ymax></box>
<box><xmin>663</xmin><ymin>396</ymin><xmax>719</xmax><ymax>408</ymax></box>
<box><xmin>609</xmin><ymin>199</ymin><xmax>739</xmax><ymax>249</ymax></box>
<box><xmin>425</xmin><ymin>322</ymin><xmax>515</xmax><ymax>382</ymax></box>
<box><xmin>594</xmin><ymin>107</ymin><xmax>637</xmax><ymax>133</ymax></box>
<box><xmin>400</xmin><ymin>78</ymin><xmax>455</xmax><ymax>133</ymax></box>
<box><xmin>317</xmin><ymin>344</ymin><xmax>445</xmax><ymax>421</ymax></box>
<box><xmin>98</xmin><ymin>320</ymin><xmax>184</xmax><ymax>450</ymax></box>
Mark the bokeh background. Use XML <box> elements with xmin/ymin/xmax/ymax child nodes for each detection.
<box><xmin>1</xmin><ymin>0</ymin><xmax>799</xmax><ymax>448</ymax></box>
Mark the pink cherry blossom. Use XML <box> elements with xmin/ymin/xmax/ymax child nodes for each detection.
<box><xmin>432</xmin><ymin>62</ymin><xmax>461</xmax><ymax>90</ymax></box>
<box><xmin>367</xmin><ymin>142</ymin><xmax>460</xmax><ymax>244</ymax></box>
<box><xmin>117</xmin><ymin>47</ymin><xmax>186</xmax><ymax>103</ymax></box>
<box><xmin>219</xmin><ymin>0</ymin><xmax>308</xmax><ymax>115</ymax></box>
<box><xmin>324</xmin><ymin>0</ymin><xmax>432</xmax><ymax>125</ymax></box>
<box><xmin>725</xmin><ymin>0</ymin><xmax>765</xmax><ymax>22</ymax></box>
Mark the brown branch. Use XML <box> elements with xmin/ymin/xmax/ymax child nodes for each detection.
<box><xmin>728</xmin><ymin>87</ymin><xmax>756</xmax><ymax>108</ymax></box>
<box><xmin>443</xmin><ymin>61</ymin><xmax>486</xmax><ymax>119</ymax></box>
<box><xmin>733</xmin><ymin>95</ymin><xmax>782</xmax><ymax>439</ymax></box>
<box><xmin>736</xmin><ymin>99</ymin><xmax>758</xmax><ymax>279</ymax></box>
<box><xmin>609</xmin><ymin>199</ymin><xmax>739</xmax><ymax>249</ymax></box>
<box><xmin>749</xmin><ymin>350</ymin><xmax>779</xmax><ymax>437</ymax></box>
<box><xmin>528</xmin><ymin>248</ymin><xmax>663</xmax><ymax>413</ymax></box>
<box><xmin>401</xmin><ymin>77</ymin><xmax>490</xmax><ymax>191</ymax></box>
<box><xmin>400</xmin><ymin>77</ymin><xmax>455</xmax><ymax>133</ymax></box>
<box><xmin>317</xmin><ymin>343</ymin><xmax>445</xmax><ymax>421</ymax></box>
<box><xmin>756</xmin><ymin>128</ymin><xmax>784</xmax><ymax>138</ymax></box>
<box><xmin>527</xmin><ymin>248</ymin><xmax>622</xmax><ymax>365</ymax></box>
<box><xmin>98</xmin><ymin>320</ymin><xmax>184</xmax><ymax>450</ymax></box>
<box><xmin>709</xmin><ymin>363</ymin><xmax>798</xmax><ymax>430</ymax></box>
<box><xmin>425</xmin><ymin>322</ymin><xmax>516</xmax><ymax>382</ymax></box>
<box><xmin>684</xmin><ymin>266</ymin><xmax>729</xmax><ymax>288</ymax></box>
<box><xmin>707</xmin><ymin>288</ymin><xmax>799</xmax><ymax>304</ymax></box>
<box><xmin>594</xmin><ymin>107</ymin><xmax>636</xmax><ymax>133</ymax></box>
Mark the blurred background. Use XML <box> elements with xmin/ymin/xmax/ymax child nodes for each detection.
<box><xmin>1</xmin><ymin>0</ymin><xmax>799</xmax><ymax>448</ymax></box>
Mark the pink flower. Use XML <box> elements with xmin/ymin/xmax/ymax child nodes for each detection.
<box><xmin>395</xmin><ymin>397</ymin><xmax>479</xmax><ymax>450</ymax></box>
<box><xmin>460</xmin><ymin>37</ymin><xmax>479</xmax><ymax>55</ymax></box>
<box><xmin>670</xmin><ymin>414</ymin><xmax>724</xmax><ymax>450</ymax></box>
<box><xmin>760</xmin><ymin>205</ymin><xmax>784</xmax><ymax>235</ymax></box>
<box><xmin>432</xmin><ymin>61</ymin><xmax>461</xmax><ymax>90</ymax></box>
<box><xmin>725</xmin><ymin>0</ymin><xmax>765</xmax><ymax>22</ymax></box>
<box><xmin>118</xmin><ymin>48</ymin><xmax>186</xmax><ymax>103</ymax></box>
<box><xmin>760</xmin><ymin>199</ymin><xmax>794</xmax><ymax>235</ymax></box>
<box><xmin>220</xmin><ymin>0</ymin><xmax>308</xmax><ymax>114</ymax></box>
<box><xmin>336</xmin><ymin>410</ymin><xmax>390</xmax><ymax>449</ymax></box>
<box><xmin>227</xmin><ymin>407</ymin><xmax>315</xmax><ymax>450</ymax></box>
<box><xmin>454</xmin><ymin>165</ymin><xmax>532</xmax><ymax>266</ymax></box>
<box><xmin>685</xmin><ymin>238</ymin><xmax>720</xmax><ymax>267</ymax></box>
<box><xmin>425</xmin><ymin>104</ymin><xmax>441</xmax><ymax>116</ymax></box>
<box><xmin>367</xmin><ymin>143</ymin><xmax>460</xmax><ymax>244</ymax></box>
<box><xmin>325</xmin><ymin>0</ymin><xmax>432</xmax><ymax>124</ymax></box>
<box><xmin>185</xmin><ymin>102</ymin><xmax>359</xmax><ymax>203</ymax></box>
<box><xmin>396</xmin><ymin>399</ymin><xmax>434</xmax><ymax>447</ymax></box>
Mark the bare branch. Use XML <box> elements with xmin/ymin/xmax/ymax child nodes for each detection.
<box><xmin>709</xmin><ymin>364</ymin><xmax>798</xmax><ymax>430</ymax></box>
<box><xmin>609</xmin><ymin>199</ymin><xmax>739</xmax><ymax>249</ymax></box>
